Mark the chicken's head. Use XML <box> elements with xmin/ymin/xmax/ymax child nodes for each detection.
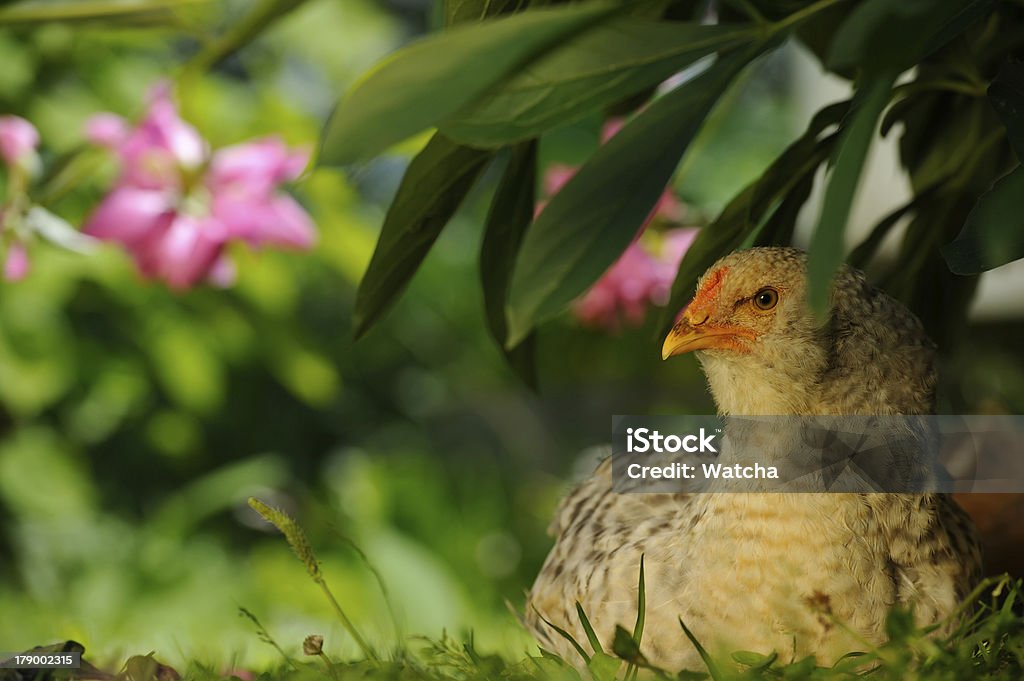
<box><xmin>662</xmin><ymin>247</ymin><xmax>818</xmax><ymax>361</ymax></box>
<box><xmin>660</xmin><ymin>247</ymin><xmax>936</xmax><ymax>415</ymax></box>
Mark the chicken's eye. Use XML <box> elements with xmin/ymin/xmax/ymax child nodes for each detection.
<box><xmin>753</xmin><ymin>287</ymin><xmax>779</xmax><ymax>311</ymax></box>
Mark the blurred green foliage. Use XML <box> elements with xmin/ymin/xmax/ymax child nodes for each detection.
<box><xmin>0</xmin><ymin>0</ymin><xmax>709</xmax><ymax>664</ymax></box>
<box><xmin>0</xmin><ymin>0</ymin><xmax>1022</xmax><ymax>672</ymax></box>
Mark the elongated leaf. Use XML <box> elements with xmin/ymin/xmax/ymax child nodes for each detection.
<box><xmin>679</xmin><ymin>618</ymin><xmax>722</xmax><ymax>681</ymax></box>
<box><xmin>0</xmin><ymin>0</ymin><xmax>208</xmax><ymax>25</ymax></box>
<box><xmin>752</xmin><ymin>171</ymin><xmax>815</xmax><ymax>248</ymax></box>
<box><xmin>532</xmin><ymin>607</ymin><xmax>591</xmax><ymax>664</ymax></box>
<box><xmin>658</xmin><ymin>101</ymin><xmax>846</xmax><ymax>333</ymax></box>
<box><xmin>505</xmin><ymin>46</ymin><xmax>760</xmax><ymax>347</ymax></box>
<box><xmin>943</xmin><ymin>165</ymin><xmax>1024</xmax><ymax>274</ymax></box>
<box><xmin>26</xmin><ymin>207</ymin><xmax>97</xmax><ymax>254</ymax></box>
<box><xmin>441</xmin><ymin>20</ymin><xmax>755</xmax><ymax>147</ymax></box>
<box><xmin>886</xmin><ymin>190</ymin><xmax>982</xmax><ymax>345</ymax></box>
<box><xmin>632</xmin><ymin>555</ymin><xmax>645</xmax><ymax>644</ymax></box>
<box><xmin>575</xmin><ymin>602</ymin><xmax>604</xmax><ymax>655</ymax></box>
<box><xmin>848</xmin><ymin>183</ymin><xmax>940</xmax><ymax>268</ymax></box>
<box><xmin>481</xmin><ymin>143</ymin><xmax>539</xmax><ymax>386</ymax></box>
<box><xmin>587</xmin><ymin>652</ymin><xmax>620</xmax><ymax>681</ymax></box>
<box><xmin>827</xmin><ymin>0</ymin><xmax>995</xmax><ymax>74</ymax></box>
<box><xmin>187</xmin><ymin>0</ymin><xmax>311</xmax><ymax>72</ymax></box>
<box><xmin>353</xmin><ymin>135</ymin><xmax>493</xmax><ymax>338</ymax></box>
<box><xmin>988</xmin><ymin>60</ymin><xmax>1024</xmax><ymax>162</ymax></box>
<box><xmin>731</xmin><ymin>650</ymin><xmax>778</xmax><ymax>670</ymax></box>
<box><xmin>320</xmin><ymin>3</ymin><xmax>618</xmax><ymax>165</ymax></box>
<box><xmin>612</xmin><ymin>626</ymin><xmax>647</xmax><ymax>666</ymax></box>
<box><xmin>807</xmin><ymin>76</ymin><xmax>894</xmax><ymax>316</ymax></box>
<box><xmin>444</xmin><ymin>0</ymin><xmax>525</xmax><ymax>25</ymax></box>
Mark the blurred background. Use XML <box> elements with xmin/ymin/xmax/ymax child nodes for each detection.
<box><xmin>1</xmin><ymin>0</ymin><xmax>1022</xmax><ymax>668</ymax></box>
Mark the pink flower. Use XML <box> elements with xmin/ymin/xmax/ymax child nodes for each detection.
<box><xmin>538</xmin><ymin>122</ymin><xmax>686</xmax><ymax>229</ymax></box>
<box><xmin>3</xmin><ymin>242</ymin><xmax>29</xmax><ymax>281</ymax></box>
<box><xmin>0</xmin><ymin>116</ymin><xmax>39</xmax><ymax>168</ymax></box>
<box><xmin>573</xmin><ymin>228</ymin><xmax>697</xmax><ymax>331</ymax></box>
<box><xmin>83</xmin><ymin>83</ymin><xmax>315</xmax><ymax>289</ymax></box>
<box><xmin>536</xmin><ymin>119</ymin><xmax>696</xmax><ymax>331</ymax></box>
<box><xmin>543</xmin><ymin>163</ymin><xmax>577</xmax><ymax>197</ymax></box>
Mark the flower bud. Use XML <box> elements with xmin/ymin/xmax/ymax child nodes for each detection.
<box><xmin>302</xmin><ymin>635</ymin><xmax>324</xmax><ymax>656</ymax></box>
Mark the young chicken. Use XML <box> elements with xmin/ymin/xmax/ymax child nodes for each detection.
<box><xmin>526</xmin><ymin>247</ymin><xmax>981</xmax><ymax>670</ymax></box>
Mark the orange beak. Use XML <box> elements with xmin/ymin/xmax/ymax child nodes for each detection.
<box><xmin>661</xmin><ymin>319</ymin><xmax>753</xmax><ymax>360</ymax></box>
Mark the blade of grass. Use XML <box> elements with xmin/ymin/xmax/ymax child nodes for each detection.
<box><xmin>238</xmin><ymin>607</ymin><xmax>299</xmax><ymax>670</ymax></box>
<box><xmin>249</xmin><ymin>498</ymin><xmax>378</xmax><ymax>661</ymax></box>
<box><xmin>329</xmin><ymin>526</ymin><xmax>402</xmax><ymax>640</ymax></box>
<box><xmin>633</xmin><ymin>555</ymin><xmax>646</xmax><ymax>643</ymax></box>
<box><xmin>575</xmin><ymin>602</ymin><xmax>605</xmax><ymax>655</ymax></box>
<box><xmin>533</xmin><ymin>607</ymin><xmax>591</xmax><ymax>664</ymax></box>
<box><xmin>679</xmin><ymin>617</ymin><xmax>722</xmax><ymax>681</ymax></box>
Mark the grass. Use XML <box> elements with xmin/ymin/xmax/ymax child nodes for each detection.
<box><xmin>16</xmin><ymin>498</ymin><xmax>1021</xmax><ymax>681</ymax></box>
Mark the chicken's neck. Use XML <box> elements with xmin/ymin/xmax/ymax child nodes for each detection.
<box><xmin>698</xmin><ymin>342</ymin><xmax>830</xmax><ymax>415</ymax></box>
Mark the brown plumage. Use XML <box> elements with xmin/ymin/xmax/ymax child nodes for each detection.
<box><xmin>526</xmin><ymin>247</ymin><xmax>981</xmax><ymax>670</ymax></box>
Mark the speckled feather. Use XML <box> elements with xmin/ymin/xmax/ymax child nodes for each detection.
<box><xmin>526</xmin><ymin>248</ymin><xmax>981</xmax><ymax>670</ymax></box>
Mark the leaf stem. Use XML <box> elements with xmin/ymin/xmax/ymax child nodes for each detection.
<box><xmin>316</xmin><ymin>574</ymin><xmax>379</xmax><ymax>661</ymax></box>
<box><xmin>771</xmin><ymin>0</ymin><xmax>846</xmax><ymax>33</ymax></box>
<box><xmin>722</xmin><ymin>0</ymin><xmax>766</xmax><ymax>24</ymax></box>
<box><xmin>893</xmin><ymin>79</ymin><xmax>987</xmax><ymax>99</ymax></box>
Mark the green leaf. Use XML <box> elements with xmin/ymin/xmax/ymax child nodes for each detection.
<box><xmin>186</xmin><ymin>0</ymin><xmax>312</xmax><ymax>72</ymax></box>
<box><xmin>676</xmin><ymin>673</ymin><xmax>710</xmax><ymax>681</ymax></box>
<box><xmin>533</xmin><ymin>607</ymin><xmax>591</xmax><ymax>664</ymax></box>
<box><xmin>988</xmin><ymin>60</ymin><xmax>1024</xmax><ymax>162</ymax></box>
<box><xmin>441</xmin><ymin>20</ymin><xmax>755</xmax><ymax>147</ymax></box>
<box><xmin>444</xmin><ymin>0</ymin><xmax>525</xmax><ymax>26</ymax></box>
<box><xmin>0</xmin><ymin>0</ymin><xmax>208</xmax><ymax>25</ymax></box>
<box><xmin>658</xmin><ymin>100</ymin><xmax>846</xmax><ymax>333</ymax></box>
<box><xmin>26</xmin><ymin>207</ymin><xmax>96</xmax><ymax>254</ymax></box>
<box><xmin>679</xmin><ymin>618</ymin><xmax>722</xmax><ymax>681</ymax></box>
<box><xmin>884</xmin><ymin>606</ymin><xmax>917</xmax><ymax>642</ymax></box>
<box><xmin>781</xmin><ymin>656</ymin><xmax>818</xmax><ymax>679</ymax></box>
<box><xmin>807</xmin><ymin>76</ymin><xmax>893</xmax><ymax>316</ymax></box>
<box><xmin>319</xmin><ymin>2</ymin><xmax>619</xmax><ymax>165</ymax></box>
<box><xmin>586</xmin><ymin>652</ymin><xmax>620</xmax><ymax>681</ymax></box>
<box><xmin>751</xmin><ymin>170</ymin><xmax>815</xmax><ymax>248</ymax></box>
<box><xmin>353</xmin><ymin>135</ymin><xmax>493</xmax><ymax>338</ymax></box>
<box><xmin>731</xmin><ymin>650</ymin><xmax>778</xmax><ymax>670</ymax></box>
<box><xmin>505</xmin><ymin>46</ymin><xmax>760</xmax><ymax>346</ymax></box>
<box><xmin>611</xmin><ymin>626</ymin><xmax>647</xmax><ymax>666</ymax></box>
<box><xmin>632</xmin><ymin>554</ymin><xmax>645</xmax><ymax>644</ymax></box>
<box><xmin>481</xmin><ymin>143</ymin><xmax>539</xmax><ymax>387</ymax></box>
<box><xmin>827</xmin><ymin>0</ymin><xmax>995</xmax><ymax>74</ymax></box>
<box><xmin>575</xmin><ymin>601</ymin><xmax>604</xmax><ymax>655</ymax></box>
<box><xmin>942</xmin><ymin>165</ymin><xmax>1024</xmax><ymax>274</ymax></box>
<box><xmin>848</xmin><ymin>184</ymin><xmax>940</xmax><ymax>269</ymax></box>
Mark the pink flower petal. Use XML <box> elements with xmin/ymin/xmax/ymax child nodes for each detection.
<box><xmin>135</xmin><ymin>214</ymin><xmax>225</xmax><ymax>289</ymax></box>
<box><xmin>85</xmin><ymin>113</ymin><xmax>129</xmax><ymax>148</ymax></box>
<box><xmin>209</xmin><ymin>137</ymin><xmax>309</xmax><ymax>197</ymax></box>
<box><xmin>207</xmin><ymin>255</ymin><xmax>236</xmax><ymax>288</ymax></box>
<box><xmin>214</xmin><ymin>194</ymin><xmax>315</xmax><ymax>249</ymax></box>
<box><xmin>83</xmin><ymin>186</ymin><xmax>176</xmax><ymax>247</ymax></box>
<box><xmin>98</xmin><ymin>82</ymin><xmax>207</xmax><ymax>189</ymax></box>
<box><xmin>660</xmin><ymin>227</ymin><xmax>698</xmax><ymax>269</ymax></box>
<box><xmin>542</xmin><ymin>164</ymin><xmax>577</xmax><ymax>197</ymax></box>
<box><xmin>3</xmin><ymin>243</ymin><xmax>29</xmax><ymax>281</ymax></box>
<box><xmin>652</xmin><ymin>190</ymin><xmax>685</xmax><ymax>223</ymax></box>
<box><xmin>142</xmin><ymin>81</ymin><xmax>206</xmax><ymax>170</ymax></box>
<box><xmin>574</xmin><ymin>242</ymin><xmax>663</xmax><ymax>331</ymax></box>
<box><xmin>0</xmin><ymin>115</ymin><xmax>39</xmax><ymax>167</ymax></box>
<box><xmin>600</xmin><ymin>117</ymin><xmax>626</xmax><ymax>143</ymax></box>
